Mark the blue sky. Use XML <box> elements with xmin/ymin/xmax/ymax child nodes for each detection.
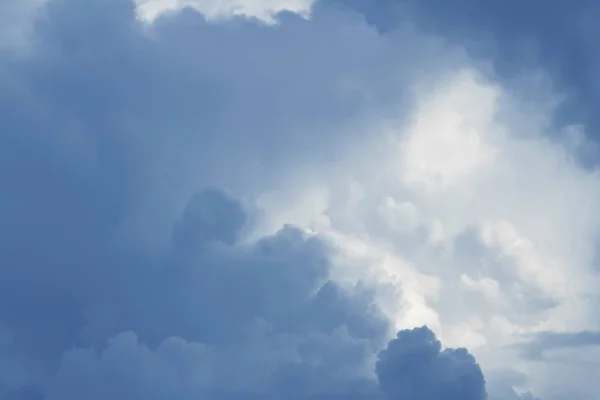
<box><xmin>1</xmin><ymin>0</ymin><xmax>600</xmax><ymax>399</ymax></box>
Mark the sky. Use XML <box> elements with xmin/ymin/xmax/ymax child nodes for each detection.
<box><xmin>1</xmin><ymin>0</ymin><xmax>600</xmax><ymax>399</ymax></box>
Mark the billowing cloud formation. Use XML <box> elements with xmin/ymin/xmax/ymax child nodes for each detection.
<box><xmin>2</xmin><ymin>0</ymin><xmax>600</xmax><ymax>399</ymax></box>
<box><xmin>1</xmin><ymin>181</ymin><xmax>487</xmax><ymax>399</ymax></box>
<box><xmin>377</xmin><ymin>326</ymin><xmax>486</xmax><ymax>400</ymax></box>
<box><xmin>41</xmin><ymin>189</ymin><xmax>383</xmax><ymax>399</ymax></box>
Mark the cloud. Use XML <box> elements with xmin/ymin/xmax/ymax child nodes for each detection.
<box><xmin>377</xmin><ymin>326</ymin><xmax>486</xmax><ymax>400</ymax></box>
<box><xmin>0</xmin><ymin>179</ymin><xmax>485</xmax><ymax>399</ymax></box>
<box><xmin>134</xmin><ymin>0</ymin><xmax>315</xmax><ymax>23</ymax></box>
<box><xmin>2</xmin><ymin>181</ymin><xmax>391</xmax><ymax>398</ymax></box>
<box><xmin>45</xmin><ymin>323</ymin><xmax>487</xmax><ymax>400</ymax></box>
<box><xmin>486</xmin><ymin>369</ymin><xmax>542</xmax><ymax>400</ymax></box>
<box><xmin>2</xmin><ymin>0</ymin><xmax>600</xmax><ymax>399</ymax></box>
<box><xmin>339</xmin><ymin>0</ymin><xmax>600</xmax><ymax>137</ymax></box>
<box><xmin>515</xmin><ymin>331</ymin><xmax>600</xmax><ymax>361</ymax></box>
<box><xmin>244</xmin><ymin>45</ymin><xmax>600</xmax><ymax>400</ymax></box>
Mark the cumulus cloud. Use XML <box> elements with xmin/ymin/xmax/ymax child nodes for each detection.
<box><xmin>134</xmin><ymin>0</ymin><xmax>315</xmax><ymax>23</ymax></box>
<box><xmin>377</xmin><ymin>326</ymin><xmax>486</xmax><ymax>400</ymax></box>
<box><xmin>0</xmin><ymin>176</ymin><xmax>377</xmax><ymax>397</ymax></box>
<box><xmin>2</xmin><ymin>0</ymin><xmax>600</xmax><ymax>399</ymax></box>
<box><xmin>0</xmin><ymin>181</ymin><xmax>482</xmax><ymax>400</ymax></box>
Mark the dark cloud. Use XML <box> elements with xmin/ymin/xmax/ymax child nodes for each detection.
<box><xmin>377</xmin><ymin>326</ymin><xmax>487</xmax><ymax>400</ymax></box>
<box><xmin>337</xmin><ymin>0</ymin><xmax>600</xmax><ymax>150</ymax></box>
<box><xmin>0</xmin><ymin>180</ymin><xmax>488</xmax><ymax>399</ymax></box>
<box><xmin>1</xmin><ymin>181</ymin><xmax>389</xmax><ymax>398</ymax></box>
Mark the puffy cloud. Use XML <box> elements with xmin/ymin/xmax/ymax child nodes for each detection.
<box><xmin>0</xmin><ymin>179</ymin><xmax>484</xmax><ymax>399</ymax></box>
<box><xmin>377</xmin><ymin>326</ymin><xmax>486</xmax><ymax>400</ymax></box>
<box><xmin>2</xmin><ymin>0</ymin><xmax>600</xmax><ymax>399</ymax></box>
<box><xmin>245</xmin><ymin>48</ymin><xmax>600</xmax><ymax>400</ymax></box>
<box><xmin>1</xmin><ymin>181</ymin><xmax>387</xmax><ymax>398</ymax></box>
<box><xmin>46</xmin><ymin>323</ymin><xmax>486</xmax><ymax>400</ymax></box>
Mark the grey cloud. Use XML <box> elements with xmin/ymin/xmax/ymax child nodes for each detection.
<box><xmin>3</xmin><ymin>184</ymin><xmax>390</xmax><ymax>398</ymax></box>
<box><xmin>377</xmin><ymin>326</ymin><xmax>487</xmax><ymax>400</ymax></box>
<box><xmin>338</xmin><ymin>0</ymin><xmax>600</xmax><ymax>150</ymax></box>
<box><xmin>1</xmin><ymin>0</ymin><xmax>426</xmax><ymax>252</ymax></box>
<box><xmin>0</xmin><ymin>182</ymin><xmax>491</xmax><ymax>400</ymax></box>
<box><xmin>0</xmin><ymin>0</ymin><xmax>543</xmax><ymax>399</ymax></box>
<box><xmin>515</xmin><ymin>331</ymin><xmax>600</xmax><ymax>360</ymax></box>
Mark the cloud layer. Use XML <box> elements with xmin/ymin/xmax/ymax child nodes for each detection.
<box><xmin>2</xmin><ymin>0</ymin><xmax>600</xmax><ymax>399</ymax></box>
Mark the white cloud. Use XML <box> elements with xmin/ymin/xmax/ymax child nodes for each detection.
<box><xmin>3</xmin><ymin>1</ymin><xmax>599</xmax><ymax>397</ymax></box>
<box><xmin>398</xmin><ymin>70</ymin><xmax>500</xmax><ymax>192</ymax></box>
<box><xmin>134</xmin><ymin>0</ymin><xmax>314</xmax><ymax>23</ymax></box>
<box><xmin>247</xmin><ymin>64</ymin><xmax>600</xmax><ymax>398</ymax></box>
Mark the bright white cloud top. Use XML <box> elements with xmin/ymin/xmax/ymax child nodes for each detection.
<box><xmin>134</xmin><ymin>0</ymin><xmax>314</xmax><ymax>22</ymax></box>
